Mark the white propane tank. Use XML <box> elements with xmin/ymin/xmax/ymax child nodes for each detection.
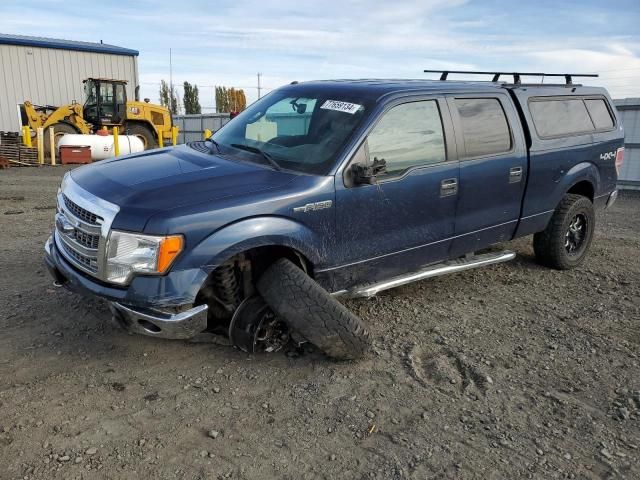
<box><xmin>57</xmin><ymin>134</ymin><xmax>145</xmax><ymax>161</ymax></box>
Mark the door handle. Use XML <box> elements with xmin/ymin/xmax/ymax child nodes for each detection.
<box><xmin>509</xmin><ymin>166</ymin><xmax>523</xmax><ymax>183</ymax></box>
<box><xmin>440</xmin><ymin>178</ymin><xmax>458</xmax><ymax>197</ymax></box>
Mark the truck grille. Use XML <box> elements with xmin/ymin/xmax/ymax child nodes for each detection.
<box><xmin>63</xmin><ymin>194</ymin><xmax>102</xmax><ymax>225</ymax></box>
<box><xmin>60</xmin><ymin>240</ymin><xmax>98</xmax><ymax>272</ymax></box>
<box><xmin>56</xmin><ymin>195</ymin><xmax>102</xmax><ymax>277</ymax></box>
<box><xmin>54</xmin><ymin>176</ymin><xmax>119</xmax><ymax>282</ymax></box>
<box><xmin>72</xmin><ymin>228</ymin><xmax>100</xmax><ymax>249</ymax></box>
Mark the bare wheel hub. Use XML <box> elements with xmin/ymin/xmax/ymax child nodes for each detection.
<box><xmin>228</xmin><ymin>296</ymin><xmax>289</xmax><ymax>353</ymax></box>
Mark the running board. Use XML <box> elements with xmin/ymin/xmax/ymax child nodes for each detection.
<box><xmin>335</xmin><ymin>250</ymin><xmax>516</xmax><ymax>298</ymax></box>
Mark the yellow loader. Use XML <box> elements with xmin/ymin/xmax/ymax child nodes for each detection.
<box><xmin>20</xmin><ymin>78</ymin><xmax>175</xmax><ymax>154</ymax></box>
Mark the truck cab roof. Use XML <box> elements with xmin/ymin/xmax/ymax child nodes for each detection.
<box><xmin>286</xmin><ymin>78</ymin><xmax>610</xmax><ymax>102</ymax></box>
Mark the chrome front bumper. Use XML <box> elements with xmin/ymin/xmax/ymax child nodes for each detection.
<box><xmin>108</xmin><ymin>302</ymin><xmax>208</xmax><ymax>339</ymax></box>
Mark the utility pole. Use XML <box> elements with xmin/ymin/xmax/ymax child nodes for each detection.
<box><xmin>257</xmin><ymin>72</ymin><xmax>262</xmax><ymax>99</ymax></box>
<box><xmin>169</xmin><ymin>48</ymin><xmax>173</xmax><ymax>93</ymax></box>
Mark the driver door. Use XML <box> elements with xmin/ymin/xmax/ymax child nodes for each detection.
<box><xmin>331</xmin><ymin>97</ymin><xmax>459</xmax><ymax>289</ymax></box>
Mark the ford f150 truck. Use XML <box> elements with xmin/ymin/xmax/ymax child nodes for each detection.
<box><xmin>45</xmin><ymin>71</ymin><xmax>624</xmax><ymax>359</ymax></box>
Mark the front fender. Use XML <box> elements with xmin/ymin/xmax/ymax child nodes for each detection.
<box><xmin>179</xmin><ymin>216</ymin><xmax>327</xmax><ymax>273</ymax></box>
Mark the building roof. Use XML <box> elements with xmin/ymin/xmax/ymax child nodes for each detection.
<box><xmin>0</xmin><ymin>33</ymin><xmax>138</xmax><ymax>56</ymax></box>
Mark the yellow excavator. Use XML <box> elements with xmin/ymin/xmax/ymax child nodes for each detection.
<box><xmin>20</xmin><ymin>78</ymin><xmax>175</xmax><ymax>153</ymax></box>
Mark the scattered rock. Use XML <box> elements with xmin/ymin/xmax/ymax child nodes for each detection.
<box><xmin>208</xmin><ymin>430</ymin><xmax>220</xmax><ymax>439</ymax></box>
<box><xmin>111</xmin><ymin>382</ymin><xmax>126</xmax><ymax>392</ymax></box>
<box><xmin>85</xmin><ymin>447</ymin><xmax>97</xmax><ymax>455</ymax></box>
<box><xmin>617</xmin><ymin>407</ymin><xmax>630</xmax><ymax>420</ymax></box>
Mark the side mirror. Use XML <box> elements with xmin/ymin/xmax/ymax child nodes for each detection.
<box><xmin>351</xmin><ymin>157</ymin><xmax>387</xmax><ymax>185</ymax></box>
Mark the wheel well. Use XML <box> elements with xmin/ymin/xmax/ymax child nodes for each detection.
<box><xmin>195</xmin><ymin>246</ymin><xmax>313</xmax><ymax>329</ymax></box>
<box><xmin>567</xmin><ymin>181</ymin><xmax>594</xmax><ymax>201</ymax></box>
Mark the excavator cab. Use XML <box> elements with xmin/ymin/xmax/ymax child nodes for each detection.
<box><xmin>83</xmin><ymin>78</ymin><xmax>127</xmax><ymax>126</ymax></box>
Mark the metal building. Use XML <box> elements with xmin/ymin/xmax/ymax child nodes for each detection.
<box><xmin>0</xmin><ymin>33</ymin><xmax>139</xmax><ymax>132</ymax></box>
<box><xmin>615</xmin><ymin>98</ymin><xmax>640</xmax><ymax>190</ymax></box>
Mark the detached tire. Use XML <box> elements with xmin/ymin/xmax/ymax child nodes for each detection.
<box><xmin>257</xmin><ymin>258</ymin><xmax>371</xmax><ymax>360</ymax></box>
<box><xmin>533</xmin><ymin>193</ymin><xmax>595</xmax><ymax>270</ymax></box>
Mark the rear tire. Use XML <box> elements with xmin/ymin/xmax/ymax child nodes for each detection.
<box><xmin>533</xmin><ymin>193</ymin><xmax>595</xmax><ymax>270</ymax></box>
<box><xmin>257</xmin><ymin>258</ymin><xmax>371</xmax><ymax>360</ymax></box>
<box><xmin>126</xmin><ymin>123</ymin><xmax>158</xmax><ymax>150</ymax></box>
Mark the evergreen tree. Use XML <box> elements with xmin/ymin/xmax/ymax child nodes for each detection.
<box><xmin>159</xmin><ymin>80</ymin><xmax>178</xmax><ymax>115</ymax></box>
<box><xmin>183</xmin><ymin>81</ymin><xmax>202</xmax><ymax>114</ymax></box>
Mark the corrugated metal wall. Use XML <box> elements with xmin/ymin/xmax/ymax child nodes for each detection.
<box><xmin>0</xmin><ymin>44</ymin><xmax>138</xmax><ymax>132</ymax></box>
<box><xmin>614</xmin><ymin>98</ymin><xmax>640</xmax><ymax>190</ymax></box>
<box><xmin>172</xmin><ymin>114</ymin><xmax>231</xmax><ymax>143</ymax></box>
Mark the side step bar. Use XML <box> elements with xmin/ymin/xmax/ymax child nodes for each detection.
<box><xmin>336</xmin><ymin>250</ymin><xmax>516</xmax><ymax>298</ymax></box>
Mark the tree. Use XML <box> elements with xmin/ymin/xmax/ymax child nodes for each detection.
<box><xmin>183</xmin><ymin>81</ymin><xmax>202</xmax><ymax>114</ymax></box>
<box><xmin>215</xmin><ymin>86</ymin><xmax>247</xmax><ymax>113</ymax></box>
<box><xmin>159</xmin><ymin>80</ymin><xmax>178</xmax><ymax>115</ymax></box>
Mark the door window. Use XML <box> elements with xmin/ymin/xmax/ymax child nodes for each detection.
<box><xmin>367</xmin><ymin>100</ymin><xmax>446</xmax><ymax>177</ymax></box>
<box><xmin>98</xmin><ymin>83</ymin><xmax>115</xmax><ymax>120</ymax></box>
<box><xmin>455</xmin><ymin>98</ymin><xmax>512</xmax><ymax>158</ymax></box>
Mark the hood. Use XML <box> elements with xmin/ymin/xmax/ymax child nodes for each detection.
<box><xmin>70</xmin><ymin>144</ymin><xmax>299</xmax><ymax>231</ymax></box>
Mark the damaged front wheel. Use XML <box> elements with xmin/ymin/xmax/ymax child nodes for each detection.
<box><xmin>257</xmin><ymin>258</ymin><xmax>372</xmax><ymax>360</ymax></box>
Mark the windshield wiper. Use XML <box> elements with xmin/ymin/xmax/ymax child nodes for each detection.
<box><xmin>205</xmin><ymin>137</ymin><xmax>221</xmax><ymax>154</ymax></box>
<box><xmin>230</xmin><ymin>143</ymin><xmax>282</xmax><ymax>171</ymax></box>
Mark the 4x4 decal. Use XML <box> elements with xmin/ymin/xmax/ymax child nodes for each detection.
<box><xmin>600</xmin><ymin>151</ymin><xmax>616</xmax><ymax>161</ymax></box>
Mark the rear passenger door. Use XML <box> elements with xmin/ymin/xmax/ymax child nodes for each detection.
<box><xmin>446</xmin><ymin>94</ymin><xmax>528</xmax><ymax>256</ymax></box>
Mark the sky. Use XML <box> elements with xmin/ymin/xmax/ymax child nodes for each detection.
<box><xmin>2</xmin><ymin>0</ymin><xmax>639</xmax><ymax>111</ymax></box>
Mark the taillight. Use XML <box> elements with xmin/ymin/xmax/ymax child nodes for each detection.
<box><xmin>615</xmin><ymin>147</ymin><xmax>625</xmax><ymax>175</ymax></box>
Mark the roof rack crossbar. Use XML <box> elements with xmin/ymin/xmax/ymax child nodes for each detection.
<box><xmin>424</xmin><ymin>70</ymin><xmax>598</xmax><ymax>85</ymax></box>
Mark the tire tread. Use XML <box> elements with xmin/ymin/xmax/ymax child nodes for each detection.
<box><xmin>257</xmin><ymin>259</ymin><xmax>371</xmax><ymax>360</ymax></box>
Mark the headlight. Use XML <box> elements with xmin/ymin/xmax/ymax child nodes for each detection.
<box><xmin>106</xmin><ymin>231</ymin><xmax>183</xmax><ymax>285</ymax></box>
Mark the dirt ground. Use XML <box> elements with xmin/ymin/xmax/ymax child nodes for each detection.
<box><xmin>1</xmin><ymin>166</ymin><xmax>638</xmax><ymax>480</ymax></box>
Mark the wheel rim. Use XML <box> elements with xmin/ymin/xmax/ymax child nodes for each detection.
<box><xmin>565</xmin><ymin>213</ymin><xmax>588</xmax><ymax>255</ymax></box>
<box><xmin>228</xmin><ymin>296</ymin><xmax>290</xmax><ymax>353</ymax></box>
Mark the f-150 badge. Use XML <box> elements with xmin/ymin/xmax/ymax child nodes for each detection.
<box><xmin>293</xmin><ymin>200</ymin><xmax>333</xmax><ymax>213</ymax></box>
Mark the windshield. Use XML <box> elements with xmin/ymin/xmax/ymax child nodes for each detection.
<box><xmin>212</xmin><ymin>88</ymin><xmax>372</xmax><ymax>175</ymax></box>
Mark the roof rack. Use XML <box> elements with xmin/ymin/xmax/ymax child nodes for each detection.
<box><xmin>423</xmin><ymin>69</ymin><xmax>598</xmax><ymax>85</ymax></box>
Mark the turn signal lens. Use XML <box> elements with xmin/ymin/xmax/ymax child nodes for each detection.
<box><xmin>615</xmin><ymin>147</ymin><xmax>625</xmax><ymax>175</ymax></box>
<box><xmin>157</xmin><ymin>235</ymin><xmax>184</xmax><ymax>273</ymax></box>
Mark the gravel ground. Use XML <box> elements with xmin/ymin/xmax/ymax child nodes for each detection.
<box><xmin>1</xmin><ymin>166</ymin><xmax>639</xmax><ymax>480</ymax></box>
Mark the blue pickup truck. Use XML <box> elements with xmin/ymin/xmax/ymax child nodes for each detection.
<box><xmin>45</xmin><ymin>71</ymin><xmax>625</xmax><ymax>359</ymax></box>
